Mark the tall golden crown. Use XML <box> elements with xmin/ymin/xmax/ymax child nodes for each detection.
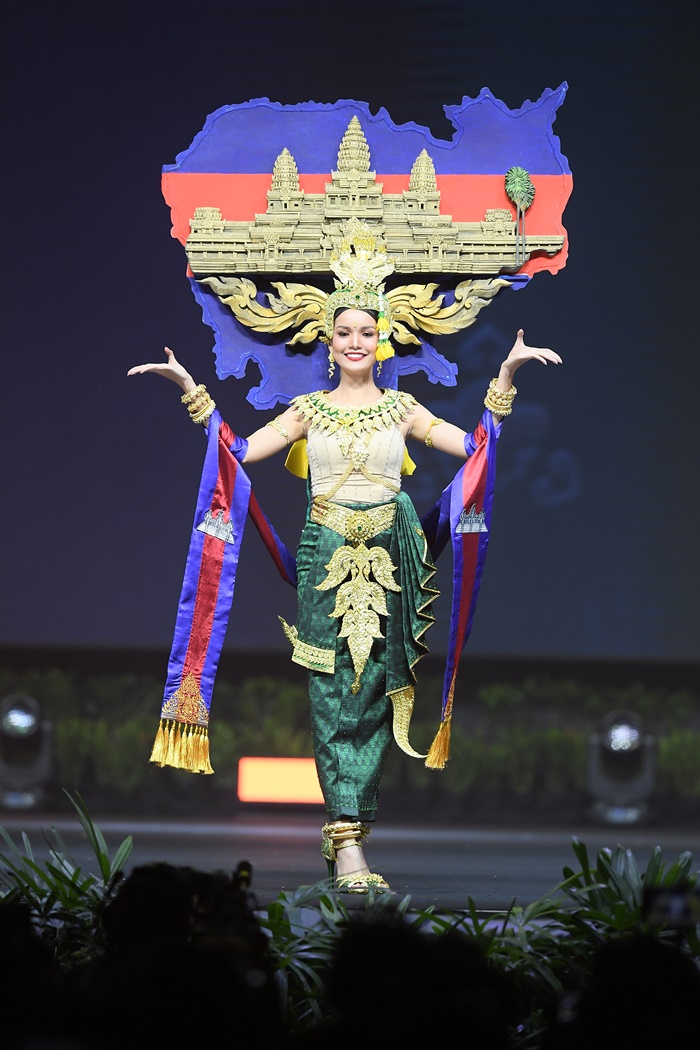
<box><xmin>324</xmin><ymin>219</ymin><xmax>396</xmax><ymax>343</ymax></box>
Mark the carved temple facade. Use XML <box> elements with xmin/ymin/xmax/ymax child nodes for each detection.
<box><xmin>185</xmin><ymin>117</ymin><xmax>564</xmax><ymax>277</ymax></box>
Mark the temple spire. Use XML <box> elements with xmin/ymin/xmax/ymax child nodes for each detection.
<box><xmin>337</xmin><ymin>116</ymin><xmax>370</xmax><ymax>172</ymax></box>
<box><xmin>409</xmin><ymin>149</ymin><xmax>437</xmax><ymax>192</ymax></box>
<box><xmin>271</xmin><ymin>147</ymin><xmax>300</xmax><ymax>192</ymax></box>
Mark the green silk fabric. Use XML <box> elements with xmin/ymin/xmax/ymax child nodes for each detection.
<box><xmin>294</xmin><ymin>492</ymin><xmax>438</xmax><ymax>819</ymax></box>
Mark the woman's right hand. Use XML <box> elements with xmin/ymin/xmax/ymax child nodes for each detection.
<box><xmin>127</xmin><ymin>346</ymin><xmax>198</xmax><ymax>394</ymax></box>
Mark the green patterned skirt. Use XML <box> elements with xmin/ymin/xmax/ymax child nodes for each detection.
<box><xmin>284</xmin><ymin>491</ymin><xmax>438</xmax><ymax>820</ymax></box>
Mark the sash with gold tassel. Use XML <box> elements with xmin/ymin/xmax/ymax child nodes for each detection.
<box><xmin>421</xmin><ymin>409</ymin><xmax>501</xmax><ymax>769</ymax></box>
<box><xmin>149</xmin><ymin>410</ymin><xmax>296</xmax><ymax>773</ymax></box>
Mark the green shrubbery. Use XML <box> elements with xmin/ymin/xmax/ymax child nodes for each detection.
<box><xmin>2</xmin><ymin>668</ymin><xmax>700</xmax><ymax>815</ymax></box>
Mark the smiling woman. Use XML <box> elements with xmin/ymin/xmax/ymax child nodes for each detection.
<box><xmin>127</xmin><ymin>240</ymin><xmax>560</xmax><ymax>894</ymax></box>
<box><xmin>330</xmin><ymin>308</ymin><xmax>380</xmax><ymax>369</ymax></box>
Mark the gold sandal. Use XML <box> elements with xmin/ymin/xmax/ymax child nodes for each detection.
<box><xmin>336</xmin><ymin>871</ymin><xmax>391</xmax><ymax>894</ymax></box>
<box><xmin>321</xmin><ymin>821</ymin><xmax>391</xmax><ymax>894</ymax></box>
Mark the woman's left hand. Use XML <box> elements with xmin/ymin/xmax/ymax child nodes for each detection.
<box><xmin>498</xmin><ymin>329</ymin><xmax>562</xmax><ymax>386</ymax></box>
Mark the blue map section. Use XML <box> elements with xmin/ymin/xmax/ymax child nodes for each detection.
<box><xmin>165</xmin><ymin>87</ymin><xmax>570</xmax><ymax>176</ymax></box>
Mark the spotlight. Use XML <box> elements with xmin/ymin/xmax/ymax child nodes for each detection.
<box><xmin>0</xmin><ymin>694</ymin><xmax>53</xmax><ymax>809</ymax></box>
<box><xmin>587</xmin><ymin>710</ymin><xmax>655</xmax><ymax>825</ymax></box>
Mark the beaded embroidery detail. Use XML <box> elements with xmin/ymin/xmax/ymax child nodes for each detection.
<box><xmin>161</xmin><ymin>671</ymin><xmax>209</xmax><ymax>726</ymax></box>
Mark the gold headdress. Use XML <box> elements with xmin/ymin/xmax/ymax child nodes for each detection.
<box><xmin>322</xmin><ymin>219</ymin><xmax>395</xmax><ymax>361</ymax></box>
<box><xmin>201</xmin><ymin>267</ymin><xmax>511</xmax><ymax>356</ymax></box>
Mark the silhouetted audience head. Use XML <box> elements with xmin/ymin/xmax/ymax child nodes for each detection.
<box><xmin>314</xmin><ymin>909</ymin><xmax>517</xmax><ymax>1048</ymax></box>
<box><xmin>543</xmin><ymin>934</ymin><xmax>700</xmax><ymax>1048</ymax></box>
<box><xmin>0</xmin><ymin>901</ymin><xmax>57</xmax><ymax>1049</ymax></box>
<box><xmin>100</xmin><ymin>861</ymin><xmax>194</xmax><ymax>946</ymax></box>
<box><xmin>59</xmin><ymin>861</ymin><xmax>283</xmax><ymax>1050</ymax></box>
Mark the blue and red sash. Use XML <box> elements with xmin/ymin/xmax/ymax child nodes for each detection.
<box><xmin>421</xmin><ymin>409</ymin><xmax>500</xmax><ymax>768</ymax></box>
<box><xmin>149</xmin><ymin>411</ymin><xmax>295</xmax><ymax>773</ymax></box>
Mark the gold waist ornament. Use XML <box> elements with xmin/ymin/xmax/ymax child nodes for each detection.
<box><xmin>312</xmin><ymin>498</ymin><xmax>400</xmax><ymax>694</ymax></box>
<box><xmin>310</xmin><ymin>498</ymin><xmax>396</xmax><ymax>544</ymax></box>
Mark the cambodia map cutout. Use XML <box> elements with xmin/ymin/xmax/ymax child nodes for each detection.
<box><xmin>162</xmin><ymin>88</ymin><xmax>571</xmax><ymax>408</ymax></box>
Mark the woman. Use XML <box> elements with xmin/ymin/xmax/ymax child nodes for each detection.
<box><xmin>129</xmin><ymin>311</ymin><xmax>560</xmax><ymax>892</ymax></box>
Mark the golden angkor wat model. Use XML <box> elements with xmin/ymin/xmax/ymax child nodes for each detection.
<box><xmin>185</xmin><ymin>117</ymin><xmax>563</xmax><ymax>278</ymax></box>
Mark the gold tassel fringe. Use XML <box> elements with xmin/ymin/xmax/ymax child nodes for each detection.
<box><xmin>149</xmin><ymin>721</ymin><xmax>167</xmax><ymax>765</ymax></box>
<box><xmin>149</xmin><ymin>719</ymin><xmax>214</xmax><ymax>774</ymax></box>
<box><xmin>425</xmin><ymin>717</ymin><xmax>451</xmax><ymax>770</ymax></box>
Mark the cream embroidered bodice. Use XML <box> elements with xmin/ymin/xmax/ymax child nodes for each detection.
<box><xmin>291</xmin><ymin>388</ymin><xmax>417</xmax><ymax>504</ymax></box>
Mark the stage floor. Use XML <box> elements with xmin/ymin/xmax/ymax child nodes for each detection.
<box><xmin>2</xmin><ymin>811</ymin><xmax>699</xmax><ymax>912</ymax></box>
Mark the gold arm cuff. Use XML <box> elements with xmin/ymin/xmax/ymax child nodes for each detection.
<box><xmin>424</xmin><ymin>417</ymin><xmax>445</xmax><ymax>448</ymax></box>
<box><xmin>310</xmin><ymin>498</ymin><xmax>396</xmax><ymax>545</ymax></box>
<box><xmin>181</xmin><ymin>384</ymin><xmax>206</xmax><ymax>405</ymax></box>
<box><xmin>190</xmin><ymin>401</ymin><xmax>216</xmax><ymax>424</ymax></box>
<box><xmin>484</xmin><ymin>378</ymin><xmax>517</xmax><ymax>416</ymax></box>
<box><xmin>183</xmin><ymin>386</ymin><xmax>216</xmax><ymax>424</ymax></box>
<box><xmin>266</xmin><ymin>417</ymin><xmax>290</xmax><ymax>445</ymax></box>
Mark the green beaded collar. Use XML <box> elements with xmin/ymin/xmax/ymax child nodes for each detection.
<box><xmin>292</xmin><ymin>388</ymin><xmax>416</xmax><ymax>438</ymax></box>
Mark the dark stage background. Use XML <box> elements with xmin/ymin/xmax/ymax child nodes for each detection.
<box><xmin>2</xmin><ymin>0</ymin><xmax>698</xmax><ymax>673</ymax></box>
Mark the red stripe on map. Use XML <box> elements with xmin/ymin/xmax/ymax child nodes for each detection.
<box><xmin>163</xmin><ymin>172</ymin><xmax>572</xmax><ymax>277</ymax></box>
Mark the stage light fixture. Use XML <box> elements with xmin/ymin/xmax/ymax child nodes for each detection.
<box><xmin>0</xmin><ymin>694</ymin><xmax>53</xmax><ymax>809</ymax></box>
<box><xmin>586</xmin><ymin>710</ymin><xmax>655</xmax><ymax>825</ymax></box>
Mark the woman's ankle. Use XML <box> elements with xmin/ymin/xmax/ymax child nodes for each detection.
<box><xmin>335</xmin><ymin>843</ymin><xmax>370</xmax><ymax>877</ymax></box>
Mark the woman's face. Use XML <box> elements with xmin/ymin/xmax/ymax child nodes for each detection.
<box><xmin>330</xmin><ymin>309</ymin><xmax>379</xmax><ymax>376</ymax></box>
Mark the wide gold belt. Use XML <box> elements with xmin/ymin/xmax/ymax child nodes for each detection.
<box><xmin>310</xmin><ymin>498</ymin><xmax>396</xmax><ymax>546</ymax></box>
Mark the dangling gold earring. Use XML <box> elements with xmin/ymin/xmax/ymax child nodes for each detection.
<box><xmin>328</xmin><ymin>348</ymin><xmax>336</xmax><ymax>379</ymax></box>
<box><xmin>376</xmin><ymin>360</ymin><xmax>383</xmax><ymax>376</ymax></box>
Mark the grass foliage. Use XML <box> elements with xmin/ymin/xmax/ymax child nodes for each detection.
<box><xmin>0</xmin><ymin>792</ymin><xmax>132</xmax><ymax>970</ymax></box>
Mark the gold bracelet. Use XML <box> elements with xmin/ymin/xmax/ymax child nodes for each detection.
<box><xmin>266</xmin><ymin>417</ymin><xmax>290</xmax><ymax>445</ymax></box>
<box><xmin>181</xmin><ymin>384</ymin><xmax>206</xmax><ymax>405</ymax></box>
<box><xmin>484</xmin><ymin>378</ymin><xmax>517</xmax><ymax>416</ymax></box>
<box><xmin>185</xmin><ymin>386</ymin><xmax>216</xmax><ymax>424</ymax></box>
<box><xmin>424</xmin><ymin>417</ymin><xmax>445</xmax><ymax>448</ymax></box>
<box><xmin>190</xmin><ymin>403</ymin><xmax>216</xmax><ymax>425</ymax></box>
<box><xmin>186</xmin><ymin>395</ymin><xmax>207</xmax><ymax>413</ymax></box>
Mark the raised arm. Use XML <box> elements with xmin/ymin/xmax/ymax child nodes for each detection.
<box><xmin>406</xmin><ymin>328</ymin><xmax>562</xmax><ymax>457</ymax></box>
<box><xmin>127</xmin><ymin>347</ymin><xmax>304</xmax><ymax>463</ymax></box>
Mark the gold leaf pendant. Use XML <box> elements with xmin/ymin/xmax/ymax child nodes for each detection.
<box><xmin>317</xmin><ymin>542</ymin><xmax>400</xmax><ymax>693</ymax></box>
